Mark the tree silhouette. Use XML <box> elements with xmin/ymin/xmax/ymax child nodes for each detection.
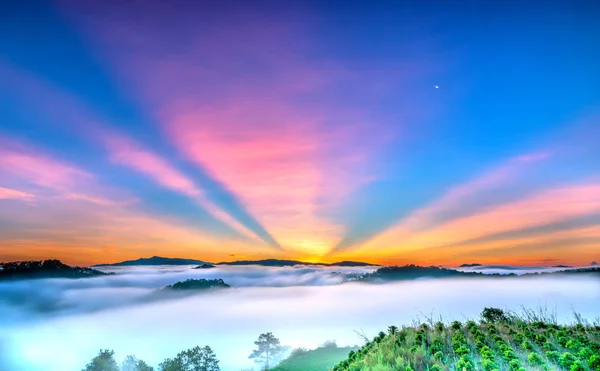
<box><xmin>158</xmin><ymin>346</ymin><xmax>219</xmax><ymax>371</ymax></box>
<box><xmin>249</xmin><ymin>332</ymin><xmax>284</xmax><ymax>370</ymax></box>
<box><xmin>82</xmin><ymin>349</ymin><xmax>119</xmax><ymax>371</ymax></box>
<box><xmin>121</xmin><ymin>355</ymin><xmax>154</xmax><ymax>371</ymax></box>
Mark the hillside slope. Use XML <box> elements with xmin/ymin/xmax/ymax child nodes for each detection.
<box><xmin>333</xmin><ymin>310</ymin><xmax>600</xmax><ymax>371</ymax></box>
<box><xmin>272</xmin><ymin>347</ymin><xmax>358</xmax><ymax>371</ymax></box>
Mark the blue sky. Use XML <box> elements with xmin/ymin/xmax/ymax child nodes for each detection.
<box><xmin>0</xmin><ymin>0</ymin><xmax>599</xmax><ymax>265</ymax></box>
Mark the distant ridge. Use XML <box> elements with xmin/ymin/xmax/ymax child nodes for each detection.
<box><xmin>0</xmin><ymin>259</ymin><xmax>110</xmax><ymax>280</ymax></box>
<box><xmin>217</xmin><ymin>259</ymin><xmax>377</xmax><ymax>267</ymax></box>
<box><xmin>94</xmin><ymin>256</ymin><xmax>206</xmax><ymax>267</ymax></box>
<box><xmin>459</xmin><ymin>263</ymin><xmax>482</xmax><ymax>267</ymax></box>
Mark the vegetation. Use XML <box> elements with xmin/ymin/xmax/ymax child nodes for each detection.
<box><xmin>158</xmin><ymin>346</ymin><xmax>219</xmax><ymax>371</ymax></box>
<box><xmin>332</xmin><ymin>308</ymin><xmax>600</xmax><ymax>371</ymax></box>
<box><xmin>358</xmin><ymin>265</ymin><xmax>496</xmax><ymax>281</ymax></box>
<box><xmin>357</xmin><ymin>265</ymin><xmax>600</xmax><ymax>283</ymax></box>
<box><xmin>194</xmin><ymin>263</ymin><xmax>217</xmax><ymax>269</ymax></box>
<box><xmin>249</xmin><ymin>332</ymin><xmax>285</xmax><ymax>370</ymax></box>
<box><xmin>271</xmin><ymin>346</ymin><xmax>359</xmax><ymax>371</ymax></box>
<box><xmin>83</xmin><ymin>346</ymin><xmax>219</xmax><ymax>371</ymax></box>
<box><xmin>0</xmin><ymin>259</ymin><xmax>110</xmax><ymax>280</ymax></box>
<box><xmin>162</xmin><ymin>278</ymin><xmax>230</xmax><ymax>291</ymax></box>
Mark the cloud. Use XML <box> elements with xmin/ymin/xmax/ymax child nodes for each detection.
<box><xmin>0</xmin><ymin>62</ymin><xmax>282</xmax><ymax>251</ymax></box>
<box><xmin>58</xmin><ymin>0</ymin><xmax>420</xmax><ymax>256</ymax></box>
<box><xmin>1</xmin><ymin>266</ymin><xmax>598</xmax><ymax>371</ymax></box>
<box><xmin>0</xmin><ymin>187</ymin><xmax>35</xmax><ymax>201</ymax></box>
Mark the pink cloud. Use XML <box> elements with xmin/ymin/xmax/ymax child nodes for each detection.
<box><xmin>371</xmin><ymin>182</ymin><xmax>600</xmax><ymax>253</ymax></box>
<box><xmin>0</xmin><ymin>136</ymin><xmax>132</xmax><ymax>207</ymax></box>
<box><xmin>102</xmin><ymin>131</ymin><xmax>267</xmax><ymax>244</ymax></box>
<box><xmin>0</xmin><ymin>187</ymin><xmax>35</xmax><ymax>201</ymax></box>
<box><xmin>56</xmin><ymin>4</ymin><xmax>412</xmax><ymax>255</ymax></box>
<box><xmin>396</xmin><ymin>150</ymin><xmax>552</xmax><ymax>232</ymax></box>
<box><xmin>0</xmin><ymin>138</ymin><xmax>92</xmax><ymax>191</ymax></box>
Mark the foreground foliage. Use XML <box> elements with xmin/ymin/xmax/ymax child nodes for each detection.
<box><xmin>333</xmin><ymin>308</ymin><xmax>600</xmax><ymax>371</ymax></box>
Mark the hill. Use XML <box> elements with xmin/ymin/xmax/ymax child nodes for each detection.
<box><xmin>272</xmin><ymin>346</ymin><xmax>358</xmax><ymax>371</ymax></box>
<box><xmin>217</xmin><ymin>259</ymin><xmax>376</xmax><ymax>267</ymax></box>
<box><xmin>357</xmin><ymin>265</ymin><xmax>600</xmax><ymax>282</ymax></box>
<box><xmin>94</xmin><ymin>256</ymin><xmax>207</xmax><ymax>266</ymax></box>
<box><xmin>359</xmin><ymin>265</ymin><xmax>492</xmax><ymax>282</ymax></box>
<box><xmin>162</xmin><ymin>278</ymin><xmax>230</xmax><ymax>291</ymax></box>
<box><xmin>332</xmin><ymin>308</ymin><xmax>600</xmax><ymax>371</ymax></box>
<box><xmin>0</xmin><ymin>259</ymin><xmax>110</xmax><ymax>280</ymax></box>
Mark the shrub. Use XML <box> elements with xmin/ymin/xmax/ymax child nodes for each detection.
<box><xmin>433</xmin><ymin>351</ymin><xmax>444</xmax><ymax>362</ymax></box>
<box><xmin>509</xmin><ymin>359</ymin><xmax>522</xmax><ymax>371</ymax></box>
<box><xmin>430</xmin><ymin>365</ymin><xmax>443</xmax><ymax>371</ymax></box>
<box><xmin>482</xmin><ymin>359</ymin><xmax>498</xmax><ymax>371</ymax></box>
<box><xmin>452</xmin><ymin>321</ymin><xmax>462</xmax><ymax>330</ymax></box>
<box><xmin>570</xmin><ymin>360</ymin><xmax>585</xmax><ymax>371</ymax></box>
<box><xmin>546</xmin><ymin>350</ymin><xmax>560</xmax><ymax>363</ymax></box>
<box><xmin>457</xmin><ymin>357</ymin><xmax>474</xmax><ymax>371</ymax></box>
<box><xmin>521</xmin><ymin>341</ymin><xmax>534</xmax><ymax>351</ymax></box>
<box><xmin>435</xmin><ymin>322</ymin><xmax>445</xmax><ymax>332</ymax></box>
<box><xmin>560</xmin><ymin>352</ymin><xmax>577</xmax><ymax>368</ymax></box>
<box><xmin>566</xmin><ymin>339</ymin><xmax>583</xmax><ymax>351</ymax></box>
<box><xmin>543</xmin><ymin>341</ymin><xmax>556</xmax><ymax>352</ymax></box>
<box><xmin>589</xmin><ymin>355</ymin><xmax>600</xmax><ymax>371</ymax></box>
<box><xmin>528</xmin><ymin>352</ymin><xmax>544</xmax><ymax>366</ymax></box>
<box><xmin>578</xmin><ymin>347</ymin><xmax>593</xmax><ymax>360</ymax></box>
<box><xmin>455</xmin><ymin>345</ymin><xmax>470</xmax><ymax>356</ymax></box>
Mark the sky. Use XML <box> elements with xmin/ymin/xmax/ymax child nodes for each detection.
<box><xmin>0</xmin><ymin>0</ymin><xmax>599</xmax><ymax>266</ymax></box>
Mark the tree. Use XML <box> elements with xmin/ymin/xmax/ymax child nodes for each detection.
<box><xmin>481</xmin><ymin>308</ymin><xmax>507</xmax><ymax>323</ymax></box>
<box><xmin>121</xmin><ymin>355</ymin><xmax>154</xmax><ymax>371</ymax></box>
<box><xmin>249</xmin><ymin>332</ymin><xmax>284</xmax><ymax>371</ymax></box>
<box><xmin>83</xmin><ymin>349</ymin><xmax>119</xmax><ymax>371</ymax></box>
<box><xmin>387</xmin><ymin>326</ymin><xmax>398</xmax><ymax>335</ymax></box>
<box><xmin>319</xmin><ymin>340</ymin><xmax>338</xmax><ymax>349</ymax></box>
<box><xmin>158</xmin><ymin>346</ymin><xmax>219</xmax><ymax>371</ymax></box>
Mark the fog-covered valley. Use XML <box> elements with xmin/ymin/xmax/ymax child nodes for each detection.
<box><xmin>1</xmin><ymin>265</ymin><xmax>599</xmax><ymax>371</ymax></box>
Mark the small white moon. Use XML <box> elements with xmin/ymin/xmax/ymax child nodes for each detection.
<box><xmin>435</xmin><ymin>85</ymin><xmax>439</xmax><ymax>89</ymax></box>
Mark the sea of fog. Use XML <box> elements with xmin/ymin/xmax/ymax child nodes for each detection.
<box><xmin>1</xmin><ymin>265</ymin><xmax>599</xmax><ymax>371</ymax></box>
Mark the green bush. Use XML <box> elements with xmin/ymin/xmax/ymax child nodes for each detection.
<box><xmin>433</xmin><ymin>351</ymin><xmax>444</xmax><ymax>362</ymax></box>
<box><xmin>482</xmin><ymin>359</ymin><xmax>498</xmax><ymax>371</ymax></box>
<box><xmin>528</xmin><ymin>352</ymin><xmax>544</xmax><ymax>366</ymax></box>
<box><xmin>457</xmin><ymin>357</ymin><xmax>474</xmax><ymax>371</ymax></box>
<box><xmin>430</xmin><ymin>365</ymin><xmax>443</xmax><ymax>371</ymax></box>
<box><xmin>589</xmin><ymin>355</ymin><xmax>600</xmax><ymax>371</ymax></box>
<box><xmin>452</xmin><ymin>321</ymin><xmax>462</xmax><ymax>330</ymax></box>
<box><xmin>546</xmin><ymin>350</ymin><xmax>560</xmax><ymax>363</ymax></box>
<box><xmin>570</xmin><ymin>360</ymin><xmax>585</xmax><ymax>371</ymax></box>
<box><xmin>455</xmin><ymin>345</ymin><xmax>470</xmax><ymax>356</ymax></box>
<box><xmin>521</xmin><ymin>340</ymin><xmax>534</xmax><ymax>351</ymax></box>
<box><xmin>560</xmin><ymin>352</ymin><xmax>577</xmax><ymax>368</ymax></box>
<box><xmin>509</xmin><ymin>359</ymin><xmax>522</xmax><ymax>371</ymax></box>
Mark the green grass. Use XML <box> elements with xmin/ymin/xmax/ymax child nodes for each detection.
<box><xmin>332</xmin><ymin>309</ymin><xmax>600</xmax><ymax>371</ymax></box>
<box><xmin>272</xmin><ymin>346</ymin><xmax>358</xmax><ymax>371</ymax></box>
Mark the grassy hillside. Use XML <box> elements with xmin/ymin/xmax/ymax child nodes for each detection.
<box><xmin>332</xmin><ymin>309</ymin><xmax>600</xmax><ymax>371</ymax></box>
<box><xmin>272</xmin><ymin>346</ymin><xmax>358</xmax><ymax>371</ymax></box>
